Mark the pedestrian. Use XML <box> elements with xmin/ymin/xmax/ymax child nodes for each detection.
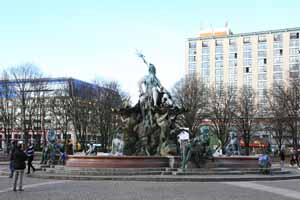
<box><xmin>279</xmin><ymin>146</ymin><xmax>285</xmax><ymax>171</ymax></box>
<box><xmin>13</xmin><ymin>142</ymin><xmax>27</xmax><ymax>191</ymax></box>
<box><xmin>59</xmin><ymin>151</ymin><xmax>66</xmax><ymax>165</ymax></box>
<box><xmin>177</xmin><ymin>127</ymin><xmax>190</xmax><ymax>169</ymax></box>
<box><xmin>66</xmin><ymin>139</ymin><xmax>73</xmax><ymax>155</ymax></box>
<box><xmin>290</xmin><ymin>149</ymin><xmax>300</xmax><ymax>169</ymax></box>
<box><xmin>26</xmin><ymin>142</ymin><xmax>35</xmax><ymax>174</ymax></box>
<box><xmin>8</xmin><ymin>141</ymin><xmax>17</xmax><ymax>178</ymax></box>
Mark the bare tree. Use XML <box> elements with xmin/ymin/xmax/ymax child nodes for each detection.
<box><xmin>206</xmin><ymin>86</ymin><xmax>236</xmax><ymax>153</ymax></box>
<box><xmin>172</xmin><ymin>76</ymin><xmax>209</xmax><ymax>135</ymax></box>
<box><xmin>265</xmin><ymin>85</ymin><xmax>288</xmax><ymax>152</ymax></box>
<box><xmin>92</xmin><ymin>80</ymin><xmax>125</xmax><ymax>152</ymax></box>
<box><xmin>71</xmin><ymin>82</ymin><xmax>95</xmax><ymax>151</ymax></box>
<box><xmin>233</xmin><ymin>86</ymin><xmax>259</xmax><ymax>155</ymax></box>
<box><xmin>0</xmin><ymin>70</ymin><xmax>16</xmax><ymax>152</ymax></box>
<box><xmin>8</xmin><ymin>64</ymin><xmax>44</xmax><ymax>145</ymax></box>
<box><xmin>271</xmin><ymin>80</ymin><xmax>300</xmax><ymax>152</ymax></box>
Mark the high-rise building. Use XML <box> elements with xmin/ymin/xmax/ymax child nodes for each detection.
<box><xmin>185</xmin><ymin>26</ymin><xmax>300</xmax><ymax>106</ymax></box>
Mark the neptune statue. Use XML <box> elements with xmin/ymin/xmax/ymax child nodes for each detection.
<box><xmin>114</xmin><ymin>52</ymin><xmax>185</xmax><ymax>156</ymax></box>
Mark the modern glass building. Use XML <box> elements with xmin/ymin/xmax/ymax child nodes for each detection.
<box><xmin>186</xmin><ymin>26</ymin><xmax>300</xmax><ymax>107</ymax></box>
<box><xmin>0</xmin><ymin>77</ymin><xmax>104</xmax><ymax>149</ymax></box>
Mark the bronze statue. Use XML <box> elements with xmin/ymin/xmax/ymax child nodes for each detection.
<box><xmin>180</xmin><ymin>126</ymin><xmax>212</xmax><ymax>169</ymax></box>
<box><xmin>225</xmin><ymin>132</ymin><xmax>241</xmax><ymax>156</ymax></box>
<box><xmin>113</xmin><ymin>52</ymin><xmax>185</xmax><ymax>156</ymax></box>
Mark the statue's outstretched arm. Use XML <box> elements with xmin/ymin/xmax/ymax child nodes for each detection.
<box><xmin>136</xmin><ymin>51</ymin><xmax>148</xmax><ymax>66</ymax></box>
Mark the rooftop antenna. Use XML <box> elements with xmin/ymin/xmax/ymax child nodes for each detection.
<box><xmin>210</xmin><ymin>24</ymin><xmax>213</xmax><ymax>34</ymax></box>
<box><xmin>200</xmin><ymin>22</ymin><xmax>203</xmax><ymax>30</ymax></box>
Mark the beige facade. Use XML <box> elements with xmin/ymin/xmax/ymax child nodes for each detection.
<box><xmin>186</xmin><ymin>27</ymin><xmax>300</xmax><ymax>105</ymax></box>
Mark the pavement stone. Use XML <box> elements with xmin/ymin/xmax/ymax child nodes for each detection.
<box><xmin>0</xmin><ymin>177</ymin><xmax>298</xmax><ymax>200</ymax></box>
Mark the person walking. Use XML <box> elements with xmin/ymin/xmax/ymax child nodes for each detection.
<box><xmin>26</xmin><ymin>143</ymin><xmax>35</xmax><ymax>174</ymax></box>
<box><xmin>13</xmin><ymin>143</ymin><xmax>27</xmax><ymax>191</ymax></box>
<box><xmin>279</xmin><ymin>146</ymin><xmax>285</xmax><ymax>171</ymax></box>
<box><xmin>8</xmin><ymin>141</ymin><xmax>17</xmax><ymax>178</ymax></box>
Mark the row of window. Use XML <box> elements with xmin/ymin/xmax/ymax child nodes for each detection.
<box><xmin>189</xmin><ymin>32</ymin><xmax>300</xmax><ymax>49</ymax></box>
<box><xmin>193</xmin><ymin>63</ymin><xmax>296</xmax><ymax>74</ymax></box>
<box><xmin>196</xmin><ymin>49</ymin><xmax>287</xmax><ymax>61</ymax></box>
<box><xmin>193</xmin><ymin>47</ymin><xmax>298</xmax><ymax>61</ymax></box>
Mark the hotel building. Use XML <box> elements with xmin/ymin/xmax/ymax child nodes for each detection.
<box><xmin>185</xmin><ymin>27</ymin><xmax>300</xmax><ymax>107</ymax></box>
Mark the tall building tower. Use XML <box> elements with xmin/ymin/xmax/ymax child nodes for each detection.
<box><xmin>185</xmin><ymin>26</ymin><xmax>300</xmax><ymax>106</ymax></box>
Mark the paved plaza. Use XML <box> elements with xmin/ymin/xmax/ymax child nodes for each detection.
<box><xmin>0</xmin><ymin>175</ymin><xmax>300</xmax><ymax>200</ymax></box>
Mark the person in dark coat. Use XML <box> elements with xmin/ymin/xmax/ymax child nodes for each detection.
<box><xmin>9</xmin><ymin>141</ymin><xmax>17</xmax><ymax>178</ymax></box>
<box><xmin>279</xmin><ymin>146</ymin><xmax>285</xmax><ymax>171</ymax></box>
<box><xmin>13</xmin><ymin>143</ymin><xmax>27</xmax><ymax>191</ymax></box>
<box><xmin>26</xmin><ymin>143</ymin><xmax>35</xmax><ymax>174</ymax></box>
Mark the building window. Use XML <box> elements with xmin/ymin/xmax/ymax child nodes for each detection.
<box><xmin>215</xmin><ymin>54</ymin><xmax>223</xmax><ymax>61</ymax></box>
<box><xmin>274</xmin><ymin>33</ymin><xmax>283</xmax><ymax>41</ymax></box>
<box><xmin>215</xmin><ymin>69</ymin><xmax>223</xmax><ymax>76</ymax></box>
<box><xmin>189</xmin><ymin>63</ymin><xmax>196</xmax><ymax>71</ymax></box>
<box><xmin>290</xmin><ymin>40</ymin><xmax>300</xmax><ymax>47</ymax></box>
<box><xmin>258</xmin><ymin>74</ymin><xmax>267</xmax><ymax>81</ymax></box>
<box><xmin>202</xmin><ymin>67</ymin><xmax>209</xmax><ymax>76</ymax></box>
<box><xmin>259</xmin><ymin>65</ymin><xmax>267</xmax><ymax>73</ymax></box>
<box><xmin>258</xmin><ymin>42</ymin><xmax>267</xmax><ymax>50</ymax></box>
<box><xmin>202</xmin><ymin>55</ymin><xmax>209</xmax><ymax>62</ymax></box>
<box><xmin>244</xmin><ymin>51</ymin><xmax>252</xmax><ymax>59</ymax></box>
<box><xmin>202</xmin><ymin>47</ymin><xmax>209</xmax><ymax>55</ymax></box>
<box><xmin>290</xmin><ymin>72</ymin><xmax>299</xmax><ymax>78</ymax></box>
<box><xmin>274</xmin><ymin>49</ymin><xmax>283</xmax><ymax>56</ymax></box>
<box><xmin>273</xmin><ymin>65</ymin><xmax>282</xmax><ymax>72</ymax></box>
<box><xmin>189</xmin><ymin>42</ymin><xmax>196</xmax><ymax>48</ymax></box>
<box><xmin>289</xmin><ymin>48</ymin><xmax>300</xmax><ymax>55</ymax></box>
<box><xmin>290</xmin><ymin>56</ymin><xmax>299</xmax><ymax>63</ymax></box>
<box><xmin>290</xmin><ymin>64</ymin><xmax>300</xmax><ymax>71</ymax></box>
<box><xmin>274</xmin><ymin>57</ymin><xmax>283</xmax><ymax>64</ymax></box>
<box><xmin>188</xmin><ymin>69</ymin><xmax>196</xmax><ymax>74</ymax></box>
<box><xmin>229</xmin><ymin>60</ymin><xmax>238</xmax><ymax>66</ymax></box>
<box><xmin>215</xmin><ymin>61</ymin><xmax>223</xmax><ymax>68</ymax></box>
<box><xmin>258</xmin><ymin>58</ymin><xmax>267</xmax><ymax>65</ymax></box>
<box><xmin>229</xmin><ymin>38</ymin><xmax>236</xmax><ymax>45</ymax></box>
<box><xmin>229</xmin><ymin>45</ymin><xmax>237</xmax><ymax>53</ymax></box>
<box><xmin>202</xmin><ymin>41</ymin><xmax>209</xmax><ymax>47</ymax></box>
<box><xmin>290</xmin><ymin>32</ymin><xmax>299</xmax><ymax>40</ymax></box>
<box><xmin>274</xmin><ymin>42</ymin><xmax>283</xmax><ymax>49</ymax></box>
<box><xmin>243</xmin><ymin>37</ymin><xmax>251</xmax><ymax>43</ymax></box>
<box><xmin>243</xmin><ymin>59</ymin><xmax>252</xmax><ymax>66</ymax></box>
<box><xmin>189</xmin><ymin>56</ymin><xmax>196</xmax><ymax>62</ymax></box>
<box><xmin>244</xmin><ymin>67</ymin><xmax>251</xmax><ymax>73</ymax></box>
<box><xmin>229</xmin><ymin>53</ymin><xmax>238</xmax><ymax>60</ymax></box>
<box><xmin>258</xmin><ymin>82</ymin><xmax>266</xmax><ymax>89</ymax></box>
<box><xmin>243</xmin><ymin>43</ymin><xmax>252</xmax><ymax>52</ymax></box>
<box><xmin>189</xmin><ymin>49</ymin><xmax>196</xmax><ymax>55</ymax></box>
<box><xmin>215</xmin><ymin>46</ymin><xmax>223</xmax><ymax>54</ymax></box>
<box><xmin>258</xmin><ymin>51</ymin><xmax>267</xmax><ymax>57</ymax></box>
<box><xmin>273</xmin><ymin>72</ymin><xmax>282</xmax><ymax>80</ymax></box>
<box><xmin>216</xmin><ymin>40</ymin><xmax>223</xmax><ymax>46</ymax></box>
<box><xmin>258</xmin><ymin>35</ymin><xmax>267</xmax><ymax>42</ymax></box>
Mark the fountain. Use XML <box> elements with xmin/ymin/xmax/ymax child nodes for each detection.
<box><xmin>66</xmin><ymin>53</ymin><xmax>185</xmax><ymax>168</ymax></box>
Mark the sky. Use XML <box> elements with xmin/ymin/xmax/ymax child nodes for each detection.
<box><xmin>0</xmin><ymin>0</ymin><xmax>300</xmax><ymax>102</ymax></box>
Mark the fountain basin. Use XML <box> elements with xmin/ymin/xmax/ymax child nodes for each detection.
<box><xmin>66</xmin><ymin>155</ymin><xmax>174</xmax><ymax>168</ymax></box>
<box><xmin>213</xmin><ymin>155</ymin><xmax>259</xmax><ymax>168</ymax></box>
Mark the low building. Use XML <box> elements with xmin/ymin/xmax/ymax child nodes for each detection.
<box><xmin>0</xmin><ymin>77</ymin><xmax>105</xmax><ymax>150</ymax></box>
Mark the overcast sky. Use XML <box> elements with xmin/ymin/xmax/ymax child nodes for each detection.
<box><xmin>1</xmin><ymin>0</ymin><xmax>300</xmax><ymax>102</ymax></box>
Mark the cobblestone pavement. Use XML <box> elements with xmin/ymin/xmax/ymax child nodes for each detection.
<box><xmin>1</xmin><ymin>175</ymin><xmax>300</xmax><ymax>200</ymax></box>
